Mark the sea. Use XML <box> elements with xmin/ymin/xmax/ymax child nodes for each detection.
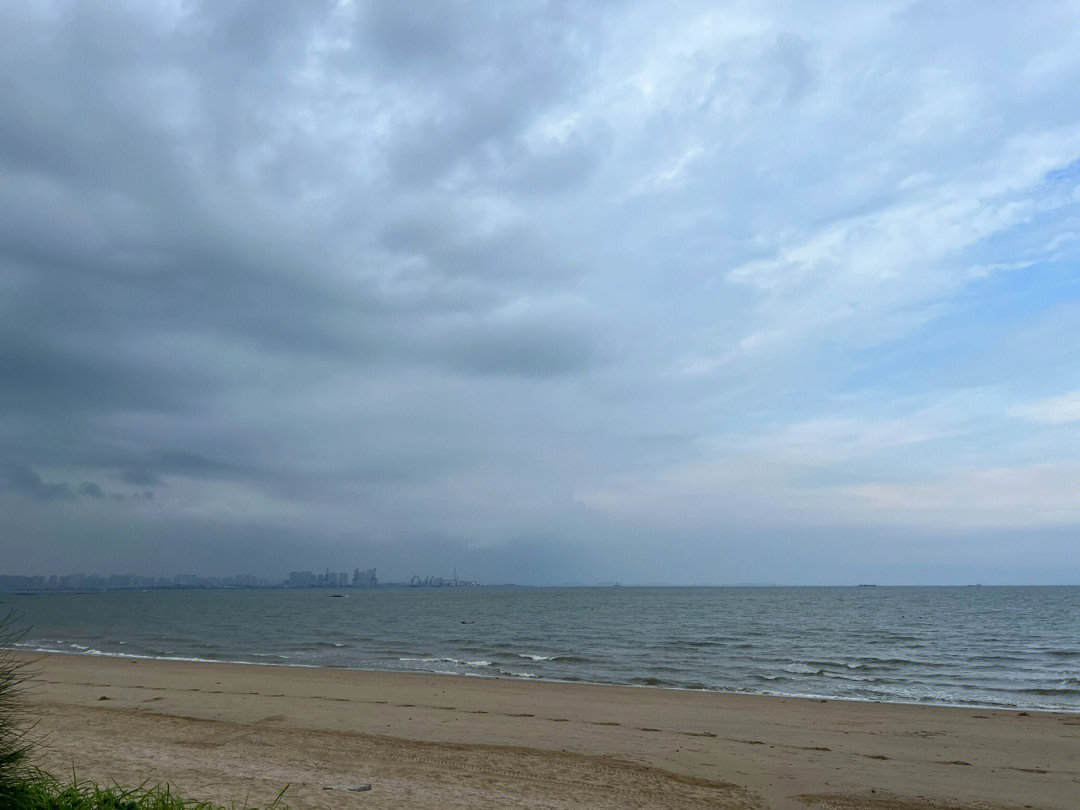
<box><xmin>5</xmin><ymin>585</ymin><xmax>1079</xmax><ymax>712</ymax></box>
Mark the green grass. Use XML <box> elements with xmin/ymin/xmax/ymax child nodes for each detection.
<box><xmin>0</xmin><ymin>771</ymin><xmax>288</xmax><ymax>810</ymax></box>
<box><xmin>1</xmin><ymin>608</ymin><xmax>33</xmax><ymax>793</ymax></box>
<box><xmin>1</xmin><ymin>610</ymin><xmax>287</xmax><ymax>809</ymax></box>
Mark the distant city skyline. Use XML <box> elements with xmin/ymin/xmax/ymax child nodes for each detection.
<box><xmin>2</xmin><ymin>3</ymin><xmax>1080</xmax><ymax>585</ymax></box>
<box><xmin>0</xmin><ymin>566</ymin><xmax>494</xmax><ymax>592</ymax></box>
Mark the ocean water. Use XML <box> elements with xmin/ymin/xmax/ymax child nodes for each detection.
<box><xmin>5</xmin><ymin>586</ymin><xmax>1079</xmax><ymax>712</ymax></box>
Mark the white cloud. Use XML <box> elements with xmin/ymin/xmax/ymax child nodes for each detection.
<box><xmin>725</xmin><ymin>124</ymin><xmax>1080</xmax><ymax>351</ymax></box>
<box><xmin>829</xmin><ymin>462</ymin><xmax>1080</xmax><ymax>529</ymax></box>
<box><xmin>1010</xmin><ymin>391</ymin><xmax>1080</xmax><ymax>425</ymax></box>
<box><xmin>577</xmin><ymin>458</ymin><xmax>1080</xmax><ymax>532</ymax></box>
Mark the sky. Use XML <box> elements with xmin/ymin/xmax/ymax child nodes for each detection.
<box><xmin>2</xmin><ymin>1</ymin><xmax>1079</xmax><ymax>585</ymax></box>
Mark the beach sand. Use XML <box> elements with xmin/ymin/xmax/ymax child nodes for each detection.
<box><xmin>15</xmin><ymin>653</ymin><xmax>1080</xmax><ymax>809</ymax></box>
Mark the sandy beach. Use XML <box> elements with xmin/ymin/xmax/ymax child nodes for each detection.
<box><xmin>15</xmin><ymin>652</ymin><xmax>1080</xmax><ymax>810</ymax></box>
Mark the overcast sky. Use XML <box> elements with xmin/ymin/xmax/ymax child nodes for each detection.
<box><xmin>2</xmin><ymin>1</ymin><xmax>1079</xmax><ymax>585</ymax></box>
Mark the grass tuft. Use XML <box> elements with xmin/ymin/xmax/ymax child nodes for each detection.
<box><xmin>0</xmin><ymin>769</ymin><xmax>288</xmax><ymax>809</ymax></box>
<box><xmin>0</xmin><ymin>608</ymin><xmax>34</xmax><ymax>792</ymax></box>
<box><xmin>0</xmin><ymin>610</ymin><xmax>288</xmax><ymax>809</ymax></box>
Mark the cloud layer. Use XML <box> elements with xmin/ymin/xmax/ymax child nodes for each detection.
<box><xmin>2</xmin><ymin>1</ymin><xmax>1080</xmax><ymax>583</ymax></box>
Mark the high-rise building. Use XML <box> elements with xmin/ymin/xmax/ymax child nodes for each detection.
<box><xmin>352</xmin><ymin>567</ymin><xmax>377</xmax><ymax>587</ymax></box>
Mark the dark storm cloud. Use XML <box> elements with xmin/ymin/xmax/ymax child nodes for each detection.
<box><xmin>77</xmin><ymin>482</ymin><xmax>105</xmax><ymax>499</ymax></box>
<box><xmin>358</xmin><ymin>3</ymin><xmax>599</xmax><ymax>187</ymax></box>
<box><xmin>3</xmin><ymin>1</ymin><xmax>1080</xmax><ymax>584</ymax></box>
<box><xmin>0</xmin><ymin>459</ymin><xmax>75</xmax><ymax>501</ymax></box>
<box><xmin>0</xmin><ymin>458</ymin><xmax>130</xmax><ymax>502</ymax></box>
<box><xmin>0</xmin><ymin>330</ymin><xmax>188</xmax><ymax>415</ymax></box>
<box><xmin>379</xmin><ymin>220</ymin><xmax>578</xmax><ymax>286</ymax></box>
<box><xmin>433</xmin><ymin>317</ymin><xmax>601</xmax><ymax>377</ymax></box>
<box><xmin>358</xmin><ymin>2</ymin><xmax>464</xmax><ymax>71</ymax></box>
<box><xmin>1</xmin><ymin>0</ymin><xmax>600</xmax><ymax>391</ymax></box>
<box><xmin>118</xmin><ymin>449</ymin><xmax>261</xmax><ymax>487</ymax></box>
<box><xmin>499</xmin><ymin>131</ymin><xmax>610</xmax><ymax>195</ymax></box>
<box><xmin>0</xmin><ymin>14</ymin><xmax>197</xmax><ymax>207</ymax></box>
<box><xmin>217</xmin><ymin>0</ymin><xmax>337</xmax><ymax>65</ymax></box>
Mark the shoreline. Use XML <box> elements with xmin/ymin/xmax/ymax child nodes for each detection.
<box><xmin>15</xmin><ymin>647</ymin><xmax>1077</xmax><ymax>716</ymax></box>
<box><xmin>10</xmin><ymin>586</ymin><xmax>1078</xmax><ymax>715</ymax></box>
<box><xmin>16</xmin><ymin>651</ymin><xmax>1080</xmax><ymax>809</ymax></box>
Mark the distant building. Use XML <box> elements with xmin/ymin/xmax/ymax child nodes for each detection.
<box><xmin>352</xmin><ymin>567</ymin><xmax>377</xmax><ymax>587</ymax></box>
<box><xmin>288</xmin><ymin>570</ymin><xmax>317</xmax><ymax>588</ymax></box>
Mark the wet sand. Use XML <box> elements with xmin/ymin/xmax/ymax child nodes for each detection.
<box><xmin>17</xmin><ymin>653</ymin><xmax>1080</xmax><ymax>809</ymax></box>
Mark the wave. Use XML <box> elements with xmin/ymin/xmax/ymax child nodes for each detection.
<box><xmin>494</xmin><ymin>647</ymin><xmax>588</xmax><ymax>663</ymax></box>
<box><xmin>658</xmin><ymin>638</ymin><xmax>732</xmax><ymax>650</ymax></box>
<box><xmin>633</xmin><ymin>676</ymin><xmax>674</xmax><ymax>687</ymax></box>
<box><xmin>545</xmin><ymin>654</ymin><xmax>591</xmax><ymax>664</ymax></box>
<box><xmin>1016</xmin><ymin>687</ymin><xmax>1080</xmax><ymax>697</ymax></box>
<box><xmin>398</xmin><ymin>656</ymin><xmax>493</xmax><ymax>669</ymax></box>
<box><xmin>848</xmin><ymin>657</ymin><xmax>922</xmax><ymax>667</ymax></box>
<box><xmin>782</xmin><ymin>663</ymin><xmax>824</xmax><ymax>675</ymax></box>
<box><xmin>820</xmin><ymin>670</ymin><xmax>875</xmax><ymax>682</ymax></box>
